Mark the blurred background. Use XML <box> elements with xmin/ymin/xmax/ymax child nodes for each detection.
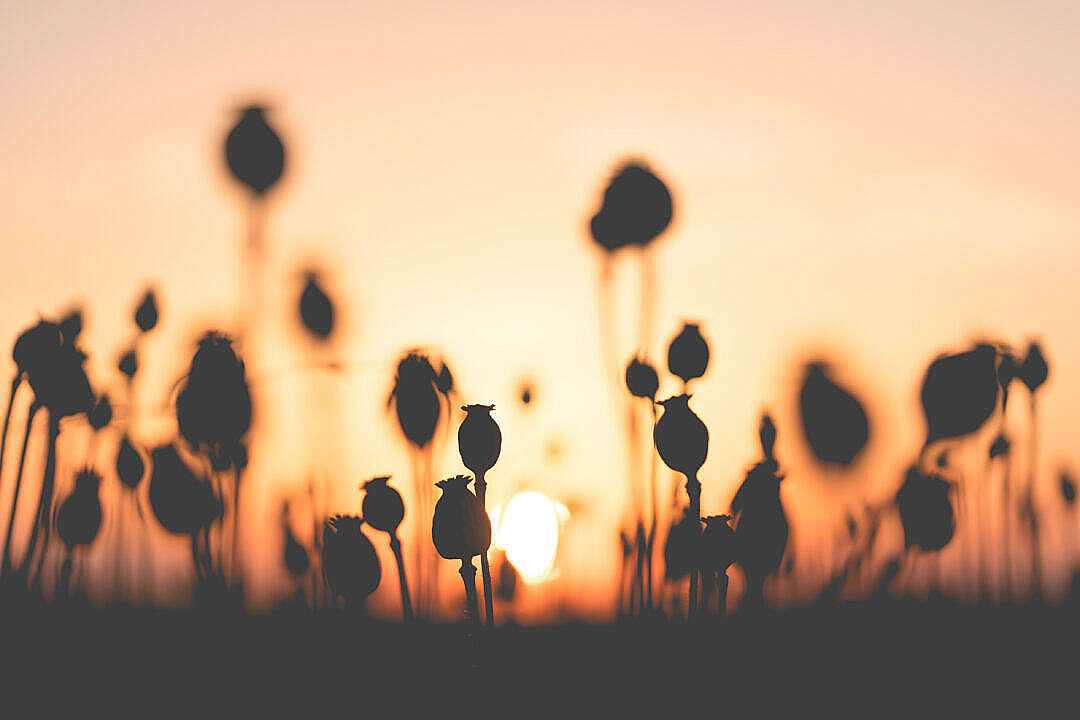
<box><xmin>2</xmin><ymin>0</ymin><xmax>1079</xmax><ymax>619</ymax></box>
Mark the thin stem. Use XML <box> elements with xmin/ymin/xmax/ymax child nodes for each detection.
<box><xmin>231</xmin><ymin>464</ymin><xmax>242</xmax><ymax>589</ymax></box>
<box><xmin>459</xmin><ymin>558</ymin><xmax>480</xmax><ymax>627</ymax></box>
<box><xmin>0</xmin><ymin>401</ymin><xmax>38</xmax><ymax>575</ymax></box>
<box><xmin>0</xmin><ymin>375</ymin><xmax>21</xmax><ymax>502</ymax></box>
<box><xmin>685</xmin><ymin>473</ymin><xmax>701</xmax><ymax>621</ymax></box>
<box><xmin>475</xmin><ymin>470</ymin><xmax>495</xmax><ymax>627</ymax></box>
<box><xmin>389</xmin><ymin>533</ymin><xmax>413</xmax><ymax>622</ymax></box>
<box><xmin>25</xmin><ymin>411</ymin><xmax>60</xmax><ymax>585</ymax></box>
<box><xmin>646</xmin><ymin>402</ymin><xmax>658</xmax><ymax>612</ymax></box>
<box><xmin>718</xmin><ymin>572</ymin><xmax>729</xmax><ymax>617</ymax></box>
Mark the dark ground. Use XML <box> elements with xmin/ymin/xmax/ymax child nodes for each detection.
<box><xmin>1</xmin><ymin>598</ymin><xmax>1075</xmax><ymax>714</ymax></box>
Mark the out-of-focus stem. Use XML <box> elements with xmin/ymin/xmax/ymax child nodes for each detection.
<box><xmin>0</xmin><ymin>375</ymin><xmax>21</xmax><ymax>501</ymax></box>
<box><xmin>24</xmin><ymin>411</ymin><xmax>59</xmax><ymax>583</ymax></box>
<box><xmin>390</xmin><ymin>533</ymin><xmax>413</xmax><ymax>622</ymax></box>
<box><xmin>0</xmin><ymin>400</ymin><xmax>37</xmax><ymax>575</ymax></box>
<box><xmin>474</xmin><ymin>470</ymin><xmax>494</xmax><ymax>627</ymax></box>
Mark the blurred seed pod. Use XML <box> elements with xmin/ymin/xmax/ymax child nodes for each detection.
<box><xmin>134</xmin><ymin>289</ymin><xmax>159</xmax><ymax>333</ymax></box>
<box><xmin>731</xmin><ymin>460</ymin><xmax>788</xmax><ymax>580</ymax></box>
<box><xmin>299</xmin><ymin>271</ymin><xmax>334</xmax><ymax>340</ymax></box>
<box><xmin>116</xmin><ymin>435</ymin><xmax>146</xmax><ymax>490</ymax></box>
<box><xmin>55</xmin><ymin>469</ymin><xmax>103</xmax><ymax>549</ymax></box>
<box><xmin>1019</xmin><ymin>341</ymin><xmax>1049</xmax><ymax>393</ymax></box>
<box><xmin>361</xmin><ymin>476</ymin><xmax>405</xmax><ymax>534</ymax></box>
<box><xmin>224</xmin><ymin>105</ymin><xmax>286</xmax><ymax>196</ymax></box>
<box><xmin>625</xmin><ymin>356</ymin><xmax>659</xmax><ymax>400</ymax></box>
<box><xmin>88</xmin><ymin>394</ymin><xmax>113</xmax><ymax>431</ymax></box>
<box><xmin>435</xmin><ymin>362</ymin><xmax>454</xmax><ymax>395</ymax></box>
<box><xmin>798</xmin><ymin>361</ymin><xmax>869</xmax><ymax>468</ymax></box>
<box><xmin>388</xmin><ymin>352</ymin><xmax>442</xmax><ymax>449</ymax></box>
<box><xmin>458</xmin><ymin>404</ymin><xmax>501</xmax><ymax>476</ymax></box>
<box><xmin>896</xmin><ymin>466</ymin><xmax>955</xmax><ymax>552</ymax></box>
<box><xmin>432</xmin><ymin>475</ymin><xmax>491</xmax><ymax>561</ymax></box>
<box><xmin>654</xmin><ymin>394</ymin><xmax>708</xmax><ymax>477</ymax></box>
<box><xmin>284</xmin><ymin>524</ymin><xmax>310</xmax><ymax>577</ymax></box>
<box><xmin>920</xmin><ymin>344</ymin><xmax>998</xmax><ymax>445</ymax></box>
<box><xmin>989</xmin><ymin>434</ymin><xmax>1011</xmax><ymax>459</ymax></box>
<box><xmin>701</xmin><ymin>515</ymin><xmax>737</xmax><ymax>576</ymax></box>
<box><xmin>59</xmin><ymin>308</ymin><xmax>82</xmax><ymax>343</ymax></box>
<box><xmin>12</xmin><ymin>320</ymin><xmax>63</xmax><ymax>376</ymax></box>
<box><xmin>149</xmin><ymin>445</ymin><xmax>222</xmax><ymax>536</ymax></box>
<box><xmin>28</xmin><ymin>342</ymin><xmax>93</xmax><ymax>418</ymax></box>
<box><xmin>1061</xmin><ymin>470</ymin><xmax>1076</xmax><ymax>507</ymax></box>
<box><xmin>666</xmin><ymin>323</ymin><xmax>709</xmax><ymax>385</ymax></box>
<box><xmin>176</xmin><ymin>331</ymin><xmax>251</xmax><ymax>469</ymax></box>
<box><xmin>589</xmin><ymin>161</ymin><xmax>673</xmax><ymax>252</ymax></box>
<box><xmin>759</xmin><ymin>413</ymin><xmax>777</xmax><ymax>460</ymax></box>
<box><xmin>118</xmin><ymin>348</ymin><xmax>137</xmax><ymax>379</ymax></box>
<box><xmin>663</xmin><ymin>508</ymin><xmax>699</xmax><ymax>582</ymax></box>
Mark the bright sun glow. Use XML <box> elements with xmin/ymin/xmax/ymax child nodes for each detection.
<box><xmin>489</xmin><ymin>492</ymin><xmax>568</xmax><ymax>585</ymax></box>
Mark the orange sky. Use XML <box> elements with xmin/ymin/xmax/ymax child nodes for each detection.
<box><xmin>2</xmin><ymin>1</ymin><xmax>1079</xmax><ymax>616</ymax></box>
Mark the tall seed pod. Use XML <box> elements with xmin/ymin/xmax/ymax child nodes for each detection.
<box><xmin>362</xmin><ymin>476</ymin><xmax>412</xmax><ymax>621</ymax></box>
<box><xmin>667</xmin><ymin>323</ymin><xmax>709</xmax><ymax>388</ymax></box>
<box><xmin>654</xmin><ymin>394</ymin><xmax>708</xmax><ymax>619</ymax></box>
<box><xmin>321</xmin><ymin>515</ymin><xmax>381</xmax><ymax>609</ymax></box>
<box><xmin>798</xmin><ymin>362</ymin><xmax>869</xmax><ymax>469</ymax></box>
<box><xmin>432</xmin><ymin>475</ymin><xmax>491</xmax><ymax>626</ymax></box>
<box><xmin>457</xmin><ymin>405</ymin><xmax>501</xmax><ymax>626</ymax></box>
<box><xmin>54</xmin><ymin>469</ymin><xmax>103</xmax><ymax>597</ymax></box>
<box><xmin>298</xmin><ymin>270</ymin><xmax>334</xmax><ymax>340</ymax></box>
<box><xmin>731</xmin><ymin>458</ymin><xmax>788</xmax><ymax>610</ymax></box>
<box><xmin>701</xmin><ymin>515</ymin><xmax>737</xmax><ymax>616</ymax></box>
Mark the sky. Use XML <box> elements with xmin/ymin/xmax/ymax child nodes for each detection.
<box><xmin>1</xmin><ymin>0</ymin><xmax>1079</xmax><ymax>616</ymax></box>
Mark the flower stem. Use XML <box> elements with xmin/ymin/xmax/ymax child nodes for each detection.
<box><xmin>459</xmin><ymin>558</ymin><xmax>480</xmax><ymax>626</ymax></box>
<box><xmin>0</xmin><ymin>401</ymin><xmax>38</xmax><ymax>576</ymax></box>
<box><xmin>0</xmin><ymin>375</ymin><xmax>21</xmax><ymax>503</ymax></box>
<box><xmin>389</xmin><ymin>533</ymin><xmax>413</xmax><ymax>622</ymax></box>
<box><xmin>685</xmin><ymin>472</ymin><xmax>701</xmax><ymax>621</ymax></box>
<box><xmin>474</xmin><ymin>470</ymin><xmax>495</xmax><ymax>627</ymax></box>
<box><xmin>24</xmin><ymin>411</ymin><xmax>59</xmax><ymax>586</ymax></box>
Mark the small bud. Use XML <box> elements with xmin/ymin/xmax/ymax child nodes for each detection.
<box><xmin>625</xmin><ymin>356</ymin><xmax>659</xmax><ymax>400</ymax></box>
<box><xmin>135</xmin><ymin>290</ymin><xmax>159</xmax><ymax>333</ymax></box>
<box><xmin>88</xmin><ymin>394</ymin><xmax>113</xmax><ymax>431</ymax></box>
<box><xmin>666</xmin><ymin>323</ymin><xmax>709</xmax><ymax>385</ymax></box>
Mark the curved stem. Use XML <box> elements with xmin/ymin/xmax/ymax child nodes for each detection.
<box><xmin>389</xmin><ymin>533</ymin><xmax>413</xmax><ymax>622</ymax></box>
<box><xmin>474</xmin><ymin>470</ymin><xmax>494</xmax><ymax>627</ymax></box>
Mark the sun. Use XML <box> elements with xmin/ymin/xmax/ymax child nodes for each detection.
<box><xmin>489</xmin><ymin>492</ymin><xmax>568</xmax><ymax>585</ymax></box>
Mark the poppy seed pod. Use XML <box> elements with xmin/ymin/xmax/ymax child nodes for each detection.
<box><xmin>134</xmin><ymin>290</ymin><xmax>159</xmax><ymax>333</ymax></box>
<box><xmin>1019</xmin><ymin>342</ymin><xmax>1049</xmax><ymax>393</ymax></box>
<box><xmin>759</xmin><ymin>413</ymin><xmax>777</xmax><ymax>460</ymax></box>
<box><xmin>731</xmin><ymin>460</ymin><xmax>788</xmax><ymax>581</ymax></box>
<box><xmin>284</xmin><ymin>524</ymin><xmax>310</xmax><ymax>577</ymax></box>
<box><xmin>361</xmin><ymin>476</ymin><xmax>404</xmax><ymax>534</ymax></box>
<box><xmin>149</xmin><ymin>445</ymin><xmax>222</xmax><ymax>536</ymax></box>
<box><xmin>663</xmin><ymin>508</ymin><xmax>700</xmax><ymax>582</ymax></box>
<box><xmin>701</xmin><ymin>515</ymin><xmax>737</xmax><ymax>576</ymax></box>
<box><xmin>88</xmin><ymin>394</ymin><xmax>113</xmax><ymax>430</ymax></box>
<box><xmin>55</xmin><ymin>469</ymin><xmax>103</xmax><ymax>549</ymax></box>
<box><xmin>989</xmin><ymin>434</ymin><xmax>1011</xmax><ymax>459</ymax></box>
<box><xmin>389</xmin><ymin>352</ymin><xmax>442</xmax><ymax>449</ymax></box>
<box><xmin>59</xmin><ymin>309</ymin><xmax>82</xmax><ymax>344</ymax></box>
<box><xmin>920</xmin><ymin>344</ymin><xmax>998</xmax><ymax>446</ymax></box>
<box><xmin>432</xmin><ymin>475</ymin><xmax>491</xmax><ymax>561</ymax></box>
<box><xmin>589</xmin><ymin>161</ymin><xmax>673</xmax><ymax>252</ymax></box>
<box><xmin>896</xmin><ymin>467</ymin><xmax>955</xmax><ymax>552</ymax></box>
<box><xmin>321</xmin><ymin>515</ymin><xmax>381</xmax><ymax>602</ymax></box>
<box><xmin>667</xmin><ymin>323</ymin><xmax>709</xmax><ymax>385</ymax></box>
<box><xmin>118</xmin><ymin>348</ymin><xmax>137</xmax><ymax>379</ymax></box>
<box><xmin>458</xmin><ymin>404</ymin><xmax>501</xmax><ymax>476</ymax></box>
<box><xmin>299</xmin><ymin>271</ymin><xmax>334</xmax><ymax>340</ymax></box>
<box><xmin>224</xmin><ymin>105</ymin><xmax>285</xmax><ymax>196</ymax></box>
<box><xmin>799</xmin><ymin>362</ymin><xmax>869</xmax><ymax>468</ymax></box>
<box><xmin>176</xmin><ymin>332</ymin><xmax>252</xmax><ymax>468</ymax></box>
<box><xmin>625</xmin><ymin>356</ymin><xmax>659</xmax><ymax>400</ymax></box>
<box><xmin>12</xmin><ymin>320</ymin><xmax>63</xmax><ymax>376</ymax></box>
<box><xmin>29</xmin><ymin>343</ymin><xmax>94</xmax><ymax>419</ymax></box>
<box><xmin>116</xmin><ymin>435</ymin><xmax>145</xmax><ymax>490</ymax></box>
<box><xmin>654</xmin><ymin>394</ymin><xmax>708</xmax><ymax>477</ymax></box>
<box><xmin>435</xmin><ymin>362</ymin><xmax>454</xmax><ymax>395</ymax></box>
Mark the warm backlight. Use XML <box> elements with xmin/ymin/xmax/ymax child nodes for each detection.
<box><xmin>490</xmin><ymin>492</ymin><xmax>568</xmax><ymax>585</ymax></box>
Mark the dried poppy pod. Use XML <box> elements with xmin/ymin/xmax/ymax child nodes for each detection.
<box><xmin>920</xmin><ymin>344</ymin><xmax>998</xmax><ymax>446</ymax></box>
<box><xmin>759</xmin><ymin>413</ymin><xmax>777</xmax><ymax>460</ymax></box>
<box><xmin>12</xmin><ymin>320</ymin><xmax>63</xmax><ymax>377</ymax></box>
<box><xmin>388</xmin><ymin>352</ymin><xmax>442</xmax><ymax>449</ymax></box>
<box><xmin>654</xmin><ymin>395</ymin><xmax>708</xmax><ymax>479</ymax></box>
<box><xmin>118</xmin><ymin>348</ymin><xmax>137</xmax><ymax>379</ymax></box>
<box><xmin>30</xmin><ymin>342</ymin><xmax>94</xmax><ymax>419</ymax></box>
<box><xmin>116</xmin><ymin>435</ymin><xmax>145</xmax><ymax>490</ymax></box>
<box><xmin>701</xmin><ymin>515</ymin><xmax>737</xmax><ymax>577</ymax></box>
<box><xmin>134</xmin><ymin>289</ymin><xmax>159</xmax><ymax>333</ymax></box>
<box><xmin>1019</xmin><ymin>341</ymin><xmax>1049</xmax><ymax>393</ymax></box>
<box><xmin>896</xmin><ymin>466</ymin><xmax>955</xmax><ymax>552</ymax></box>
<box><xmin>435</xmin><ymin>362</ymin><xmax>454</xmax><ymax>396</ymax></box>
<box><xmin>799</xmin><ymin>362</ymin><xmax>869</xmax><ymax>468</ymax></box>
<box><xmin>55</xmin><ymin>469</ymin><xmax>103</xmax><ymax>549</ymax></box>
<box><xmin>589</xmin><ymin>161</ymin><xmax>673</xmax><ymax>252</ymax></box>
<box><xmin>321</xmin><ymin>515</ymin><xmax>381</xmax><ymax>603</ymax></box>
<box><xmin>149</xmin><ymin>445</ymin><xmax>222</xmax><ymax>536</ymax></box>
<box><xmin>361</xmin><ymin>476</ymin><xmax>404</xmax><ymax>534</ymax></box>
<box><xmin>298</xmin><ymin>271</ymin><xmax>334</xmax><ymax>340</ymax></box>
<box><xmin>176</xmin><ymin>331</ymin><xmax>252</xmax><ymax>469</ymax></box>
<box><xmin>224</xmin><ymin>105</ymin><xmax>286</xmax><ymax>196</ymax></box>
<box><xmin>432</xmin><ymin>475</ymin><xmax>491</xmax><ymax>561</ymax></box>
<box><xmin>88</xmin><ymin>394</ymin><xmax>113</xmax><ymax>431</ymax></box>
<box><xmin>663</xmin><ymin>507</ymin><xmax>700</xmax><ymax>582</ymax></box>
<box><xmin>667</xmin><ymin>323</ymin><xmax>709</xmax><ymax>386</ymax></box>
<box><xmin>625</xmin><ymin>356</ymin><xmax>659</xmax><ymax>400</ymax></box>
<box><xmin>458</xmin><ymin>404</ymin><xmax>501</xmax><ymax>476</ymax></box>
<box><xmin>731</xmin><ymin>459</ymin><xmax>789</xmax><ymax>599</ymax></box>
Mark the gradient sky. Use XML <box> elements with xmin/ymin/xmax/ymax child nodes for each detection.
<box><xmin>2</xmin><ymin>1</ymin><xmax>1079</xmax><ymax>614</ymax></box>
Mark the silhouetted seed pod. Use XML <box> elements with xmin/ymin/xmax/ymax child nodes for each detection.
<box><xmin>176</xmin><ymin>332</ymin><xmax>251</xmax><ymax>468</ymax></box>
<box><xmin>654</xmin><ymin>395</ymin><xmax>708</xmax><ymax>477</ymax></box>
<box><xmin>59</xmin><ymin>309</ymin><xmax>82</xmax><ymax>343</ymax></box>
<box><xmin>118</xmin><ymin>348</ymin><xmax>137</xmax><ymax>379</ymax></box>
<box><xmin>495</xmin><ymin>551</ymin><xmax>519</xmax><ymax>602</ymax></box>
<box><xmin>12</xmin><ymin>320</ymin><xmax>62</xmax><ymax>376</ymax></box>
<box><xmin>920</xmin><ymin>344</ymin><xmax>998</xmax><ymax>445</ymax></box>
<box><xmin>989</xmin><ymin>434</ymin><xmax>1011</xmax><ymax>459</ymax></box>
<box><xmin>361</xmin><ymin>476</ymin><xmax>405</xmax><ymax>534</ymax></box>
<box><xmin>997</xmin><ymin>350</ymin><xmax>1018</xmax><ymax>410</ymax></box>
<box><xmin>55</xmin><ymin>469</ymin><xmax>103</xmax><ymax>549</ymax></box>
<box><xmin>88</xmin><ymin>394</ymin><xmax>112</xmax><ymax>431</ymax></box>
<box><xmin>1019</xmin><ymin>342</ymin><xmax>1049</xmax><ymax>393</ymax></box>
<box><xmin>224</xmin><ymin>106</ymin><xmax>285</xmax><ymax>196</ymax></box>
<box><xmin>589</xmin><ymin>161</ymin><xmax>673</xmax><ymax>252</ymax></box>
<box><xmin>284</xmin><ymin>524</ymin><xmax>310</xmax><ymax>577</ymax></box>
<box><xmin>458</xmin><ymin>405</ymin><xmax>501</xmax><ymax>475</ymax></box>
<box><xmin>519</xmin><ymin>382</ymin><xmax>533</xmax><ymax>407</ymax></box>
<box><xmin>663</xmin><ymin>508</ymin><xmax>699</xmax><ymax>582</ymax></box>
<box><xmin>134</xmin><ymin>290</ymin><xmax>158</xmax><ymax>333</ymax></box>
<box><xmin>435</xmin><ymin>363</ymin><xmax>454</xmax><ymax>395</ymax></box>
<box><xmin>798</xmin><ymin>362</ymin><xmax>869</xmax><ymax>468</ymax></box>
<box><xmin>667</xmin><ymin>323</ymin><xmax>709</xmax><ymax>385</ymax></box>
<box><xmin>116</xmin><ymin>435</ymin><xmax>145</xmax><ymax>490</ymax></box>
<box><xmin>759</xmin><ymin>413</ymin><xmax>777</xmax><ymax>460</ymax></box>
<box><xmin>389</xmin><ymin>352</ymin><xmax>441</xmax><ymax>449</ymax></box>
<box><xmin>30</xmin><ymin>343</ymin><xmax>93</xmax><ymax>418</ymax></box>
<box><xmin>625</xmin><ymin>356</ymin><xmax>659</xmax><ymax>400</ymax></box>
<box><xmin>299</xmin><ymin>271</ymin><xmax>333</xmax><ymax>339</ymax></box>
<box><xmin>149</xmin><ymin>445</ymin><xmax>221</xmax><ymax>535</ymax></box>
<box><xmin>896</xmin><ymin>467</ymin><xmax>955</xmax><ymax>552</ymax></box>
<box><xmin>432</xmin><ymin>475</ymin><xmax>491</xmax><ymax>561</ymax></box>
<box><xmin>731</xmin><ymin>460</ymin><xmax>788</xmax><ymax>580</ymax></box>
<box><xmin>1061</xmin><ymin>471</ymin><xmax>1076</xmax><ymax>507</ymax></box>
<box><xmin>321</xmin><ymin>515</ymin><xmax>381</xmax><ymax>602</ymax></box>
<box><xmin>701</xmin><ymin>515</ymin><xmax>737</xmax><ymax>576</ymax></box>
